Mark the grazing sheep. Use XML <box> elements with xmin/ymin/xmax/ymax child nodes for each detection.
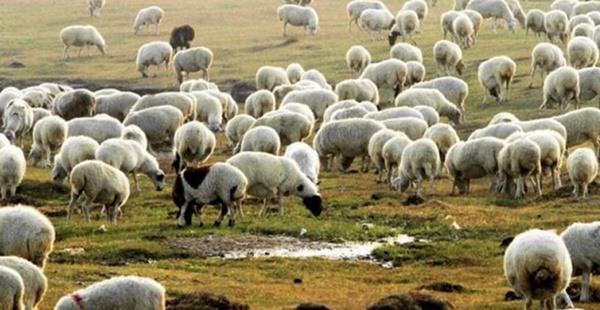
<box><xmin>440</xmin><ymin>10</ymin><xmax>461</xmax><ymax>40</ymax></box>
<box><xmin>0</xmin><ymin>145</ymin><xmax>25</xmax><ymax>200</ymax></box>
<box><xmin>171</xmin><ymin>121</ymin><xmax>216</xmax><ymax>173</ymax></box>
<box><xmin>497</xmin><ymin>139</ymin><xmax>542</xmax><ymax>198</ymax></box>
<box><xmin>31</xmin><ymin>108</ymin><xmax>51</xmax><ymax>127</ymax></box>
<box><xmin>381</xmin><ymin>117</ymin><xmax>428</xmax><ymax>140</ymax></box>
<box><xmin>179</xmin><ymin>79</ymin><xmax>218</xmax><ymax>92</ymax></box>
<box><xmin>0</xmin><ymin>265</ymin><xmax>24</xmax><ymax>310</ymax></box>
<box><xmin>540</xmin><ymin>66</ymin><xmax>580</xmax><ymax>110</ymax></box>
<box><xmin>517</xmin><ymin>118</ymin><xmax>568</xmax><ymax>141</ymax></box>
<box><xmin>0</xmin><ymin>256</ymin><xmax>46</xmax><ymax>310</ymax></box>
<box><xmin>277</xmin><ymin>4</ymin><xmax>319</xmax><ymax>36</ymax></box>
<box><xmin>87</xmin><ymin>0</ymin><xmax>105</xmax><ymax>17</ymax></box>
<box><xmin>239</xmin><ymin>126</ymin><xmax>281</xmax><ymax>155</ymax></box>
<box><xmin>526</xmin><ymin>9</ymin><xmax>546</xmax><ymax>38</ymax></box>
<box><xmin>3</xmin><ymin>99</ymin><xmax>33</xmax><ymax>147</ymax></box>
<box><xmin>423</xmin><ymin>123</ymin><xmax>459</xmax><ymax>163</ymax></box>
<box><xmin>256</xmin><ymin>66</ymin><xmax>290</xmax><ymax>91</ymax></box>
<box><xmin>567</xmin><ymin>36</ymin><xmax>599</xmax><ymax>69</ymax></box>
<box><xmin>388</xmin><ymin>10</ymin><xmax>420</xmax><ymax>45</ymax></box>
<box><xmin>169</xmin><ymin>25</ymin><xmax>195</xmax><ymax>51</ymax></box>
<box><xmin>95</xmin><ymin>91</ymin><xmax>140</xmax><ymax>121</ymax></box>
<box><xmin>201</xmin><ymin>90</ymin><xmax>237</xmax><ymax>123</ymax></box>
<box><xmin>67</xmin><ymin>114</ymin><xmax>123</xmax><ymax>144</ymax></box>
<box><xmin>131</xmin><ymin>92</ymin><xmax>196</xmax><ymax>122</ymax></box>
<box><xmin>390</xmin><ymin>43</ymin><xmax>423</xmax><ymax>63</ymax></box>
<box><xmin>394</xmin><ymin>88</ymin><xmax>462</xmax><ymax>124</ymax></box>
<box><xmin>382</xmin><ymin>134</ymin><xmax>413</xmax><ymax>185</ymax></box>
<box><xmin>346</xmin><ymin>45</ymin><xmax>371</xmax><ymax>75</ymax></box>
<box><xmin>52</xmin><ymin>89</ymin><xmax>95</xmax><ymax>121</ymax></box>
<box><xmin>402</xmin><ymin>0</ymin><xmax>428</xmax><ymax>24</ymax></box>
<box><xmin>454</xmin><ymin>0</ymin><xmax>470</xmax><ymax>10</ymax></box>
<box><xmin>121</xmin><ymin>125</ymin><xmax>147</xmax><ymax>150</ymax></box>
<box><xmin>0</xmin><ymin>205</ymin><xmax>55</xmax><ymax>268</ymax></box>
<box><xmin>477</xmin><ymin>56</ymin><xmax>517</xmax><ymax>104</ymax></box>
<box><xmin>466</xmin><ymin>9</ymin><xmax>486</xmax><ymax>39</ymax></box>
<box><xmin>60</xmin><ymin>25</ymin><xmax>106</xmax><ymax>59</ymax></box>
<box><xmin>225</xmin><ymin>115</ymin><xmax>255</xmax><ymax>151</ymax></box>
<box><xmin>54</xmin><ymin>276</ymin><xmax>165</xmax><ymax>310</ymax></box>
<box><xmin>466</xmin><ymin>0</ymin><xmax>516</xmax><ymax>32</ymax></box>
<box><xmin>433</xmin><ymin>40</ymin><xmax>464</xmax><ymax>76</ymax></box>
<box><xmin>279</xmin><ymin>102</ymin><xmax>316</xmax><ymax>124</ymax></box>
<box><xmin>335</xmin><ymin>79</ymin><xmax>379</xmax><ymax>105</ymax></box>
<box><xmin>588</xmin><ymin>11</ymin><xmax>600</xmax><ymax>25</ymax></box>
<box><xmin>504</xmin><ymin>229</ymin><xmax>573</xmax><ymax>310</ymax></box>
<box><xmin>329</xmin><ymin>106</ymin><xmax>369</xmax><ymax>121</ymax></box>
<box><xmin>253</xmin><ymin>110</ymin><xmax>313</xmax><ymax>146</ymax></box>
<box><xmin>135</xmin><ymin>41</ymin><xmax>173</xmax><ymax>78</ymax></box>
<box><xmin>227</xmin><ymin>152</ymin><xmax>322</xmax><ymax>216</ymax></box>
<box><xmin>123</xmin><ymin>106</ymin><xmax>184</xmax><ymax>152</ymax></box>
<box><xmin>578</xmin><ymin>67</ymin><xmax>600</xmax><ymax>105</ymax></box>
<box><xmin>172</xmin><ymin>164</ymin><xmax>248</xmax><ymax>227</ymax></box>
<box><xmin>413</xmin><ymin>105</ymin><xmax>439</xmax><ymax>126</ymax></box>
<box><xmin>346</xmin><ymin>0</ymin><xmax>389</xmax><ymax>31</ymax></box>
<box><xmin>365</xmin><ymin>106</ymin><xmax>424</xmax><ymax>121</ymax></box>
<box><xmin>572</xmin><ymin>23</ymin><xmax>594</xmax><ymax>38</ymax></box>
<box><xmin>28</xmin><ymin>116</ymin><xmax>68</xmax><ymax>168</ymax></box>
<box><xmin>360</xmin><ymin>58</ymin><xmax>408</xmax><ymax>97</ymax></box>
<box><xmin>573</xmin><ymin>2</ymin><xmax>600</xmax><ymax>17</ymax></box>
<box><xmin>313</xmin><ymin>118</ymin><xmax>385</xmax><ymax>172</ymax></box>
<box><xmin>51</xmin><ymin>136</ymin><xmax>99</xmax><ymax>185</ymax></box>
<box><xmin>561</xmin><ymin>222</ymin><xmax>600</xmax><ymax>302</ymax></box>
<box><xmin>358</xmin><ymin>9</ymin><xmax>395</xmax><ymax>39</ymax></box>
<box><xmin>133</xmin><ymin>6</ymin><xmax>164</xmax><ymax>35</ymax></box>
<box><xmin>445</xmin><ymin>137</ymin><xmax>506</xmax><ymax>194</ymax></box>
<box><xmin>412</xmin><ymin>76</ymin><xmax>469</xmax><ymax>112</ymax></box>
<box><xmin>554</xmin><ymin>108</ymin><xmax>600</xmax><ymax>156</ymax></box>
<box><xmin>21</xmin><ymin>88</ymin><xmax>53</xmax><ymax>109</ymax></box>
<box><xmin>68</xmin><ymin>160</ymin><xmax>130</xmax><ymax>224</ymax></box>
<box><xmin>173</xmin><ymin>47</ymin><xmax>213</xmax><ymax>84</ymax></box>
<box><xmin>545</xmin><ymin>10</ymin><xmax>571</xmax><ymax>45</ymax></box>
<box><xmin>245</xmin><ymin>90</ymin><xmax>275</xmax><ymax>118</ymax></box>
<box><xmin>368</xmin><ymin>129</ymin><xmax>402</xmax><ymax>183</ymax></box>
<box><xmin>0</xmin><ymin>134</ymin><xmax>10</xmax><ymax>150</ymax></box>
<box><xmin>405</xmin><ymin>61</ymin><xmax>426</xmax><ymax>87</ymax></box>
<box><xmin>284</xmin><ymin>142</ymin><xmax>320</xmax><ymax>184</ymax></box>
<box><xmin>391</xmin><ymin>138</ymin><xmax>441</xmax><ymax>196</ymax></box>
<box><xmin>504</xmin><ymin>0</ymin><xmax>526</xmax><ymax>29</ymax></box>
<box><xmin>468</xmin><ymin>122</ymin><xmax>523</xmax><ymax>140</ymax></box>
<box><xmin>286</xmin><ymin>63</ymin><xmax>305</xmax><ymax>83</ymax></box>
<box><xmin>301</xmin><ymin>69</ymin><xmax>331</xmax><ymax>90</ymax></box>
<box><xmin>281</xmin><ymin>88</ymin><xmax>338</xmax><ymax>121</ymax></box>
<box><xmin>551</xmin><ymin>0</ymin><xmax>577</xmax><ymax>18</ymax></box>
<box><xmin>452</xmin><ymin>14</ymin><xmax>474</xmax><ymax>49</ymax></box>
<box><xmin>528</xmin><ymin>42</ymin><xmax>566</xmax><ymax>88</ymax></box>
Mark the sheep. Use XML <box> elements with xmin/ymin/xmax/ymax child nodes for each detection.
<box><xmin>253</xmin><ymin>110</ymin><xmax>313</xmax><ymax>146</ymax></box>
<box><xmin>497</xmin><ymin>139</ymin><xmax>542</xmax><ymax>198</ymax></box>
<box><xmin>132</xmin><ymin>92</ymin><xmax>195</xmax><ymax>121</ymax></box>
<box><xmin>0</xmin><ymin>145</ymin><xmax>25</xmax><ymax>200</ymax></box>
<box><xmin>244</xmin><ymin>90</ymin><xmax>275</xmax><ymax>118</ymax></box>
<box><xmin>68</xmin><ymin>160</ymin><xmax>130</xmax><ymax>224</ymax></box>
<box><xmin>405</xmin><ymin>61</ymin><xmax>426</xmax><ymax>87</ymax></box>
<box><xmin>394</xmin><ymin>88</ymin><xmax>462</xmax><ymax>124</ymax></box>
<box><xmin>172</xmin><ymin>163</ymin><xmax>248</xmax><ymax>227</ymax></box>
<box><xmin>390</xmin><ymin>43</ymin><xmax>423</xmax><ymax>63</ymax></box>
<box><xmin>284</xmin><ymin>142</ymin><xmax>320</xmax><ymax>184</ymax></box>
<box><xmin>358</xmin><ymin>9</ymin><xmax>395</xmax><ymax>39</ymax></box>
<box><xmin>227</xmin><ymin>152</ymin><xmax>322</xmax><ymax>216</ymax></box>
<box><xmin>28</xmin><ymin>116</ymin><xmax>68</xmax><ymax>168</ymax></box>
<box><xmin>225</xmin><ymin>115</ymin><xmax>255</xmax><ymax>151</ymax></box>
<box><xmin>0</xmin><ymin>265</ymin><xmax>24</xmax><ymax>310</ymax></box>
<box><xmin>3</xmin><ymin>99</ymin><xmax>33</xmax><ymax>147</ymax></box>
<box><xmin>445</xmin><ymin>137</ymin><xmax>506</xmax><ymax>194</ymax></box>
<box><xmin>87</xmin><ymin>0</ymin><xmax>105</xmax><ymax>17</ymax></box>
<box><xmin>286</xmin><ymin>63</ymin><xmax>305</xmax><ymax>83</ymax></box>
<box><xmin>284</xmin><ymin>0</ymin><xmax>313</xmax><ymax>6</ymax></box>
<box><xmin>330</xmin><ymin>106</ymin><xmax>369</xmax><ymax>121</ymax></box>
<box><xmin>60</xmin><ymin>25</ymin><xmax>106</xmax><ymax>59</ymax></box>
<box><xmin>391</xmin><ymin>138</ymin><xmax>441</xmax><ymax>197</ymax></box>
<box><xmin>468</xmin><ymin>122</ymin><xmax>523</xmax><ymax>140</ymax></box>
<box><xmin>279</xmin><ymin>102</ymin><xmax>316</xmax><ymax>124</ymax></box>
<box><xmin>551</xmin><ymin>0</ymin><xmax>577</xmax><ymax>18</ymax></box>
<box><xmin>517</xmin><ymin>118</ymin><xmax>568</xmax><ymax>141</ymax></box>
<box><xmin>67</xmin><ymin>114</ymin><xmax>123</xmax><ymax>144</ymax></box>
<box><xmin>95</xmin><ymin>91</ymin><xmax>140</xmax><ymax>121</ymax></box>
<box><xmin>440</xmin><ymin>10</ymin><xmax>461</xmax><ymax>40</ymax></box>
<box><xmin>360</xmin><ymin>59</ymin><xmax>408</xmax><ymax>98</ymax></box>
<box><xmin>256</xmin><ymin>66</ymin><xmax>290</xmax><ymax>91</ymax></box>
<box><xmin>488</xmin><ymin>112</ymin><xmax>519</xmax><ymax>125</ymax></box>
<box><xmin>121</xmin><ymin>125</ymin><xmax>147</xmax><ymax>150</ymax></box>
<box><xmin>202</xmin><ymin>90</ymin><xmax>238</xmax><ymax>123</ymax></box>
<box><xmin>452</xmin><ymin>14</ymin><xmax>474</xmax><ymax>49</ymax></box>
<box><xmin>135</xmin><ymin>41</ymin><xmax>173</xmax><ymax>78</ymax></box>
<box><xmin>540</xmin><ymin>66</ymin><xmax>580</xmax><ymax>110</ymax></box>
<box><xmin>368</xmin><ymin>129</ymin><xmax>402</xmax><ymax>183</ymax></box>
<box><xmin>382</xmin><ymin>134</ymin><xmax>413</xmax><ymax>185</ymax></box>
<box><xmin>51</xmin><ymin>136</ymin><xmax>99</xmax><ymax>185</ymax></box>
<box><xmin>52</xmin><ymin>89</ymin><xmax>95</xmax><ymax>121</ymax></box>
<box><xmin>239</xmin><ymin>126</ymin><xmax>281</xmax><ymax>155</ymax></box>
<box><xmin>578</xmin><ymin>67</ymin><xmax>600</xmax><ymax>105</ymax></box>
<box><xmin>0</xmin><ymin>205</ymin><xmax>55</xmax><ymax>268</ymax></box>
<box><xmin>346</xmin><ymin>0</ymin><xmax>389</xmax><ymax>31</ymax></box>
<box><xmin>588</xmin><ymin>11</ymin><xmax>600</xmax><ymax>25</ymax></box>
<box><xmin>301</xmin><ymin>69</ymin><xmax>331</xmax><ymax>90</ymax></box>
<box><xmin>412</xmin><ymin>76</ymin><xmax>469</xmax><ymax>112</ymax></box>
<box><xmin>381</xmin><ymin>117</ymin><xmax>428</xmax><ymax>141</ymax></box>
<box><xmin>365</xmin><ymin>106</ymin><xmax>424</xmax><ymax>121</ymax></box>
<box><xmin>187</xmin><ymin>91</ymin><xmax>222</xmax><ymax>132</ymax></box>
<box><xmin>281</xmin><ymin>88</ymin><xmax>338</xmax><ymax>121</ymax></box>
<box><xmin>554</xmin><ymin>108</ymin><xmax>600</xmax><ymax>157</ymax></box>
<box><xmin>572</xmin><ymin>23</ymin><xmax>594</xmax><ymax>38</ymax></box>
<box><xmin>170</xmin><ymin>121</ymin><xmax>216</xmax><ymax>173</ymax></box>
<box><xmin>561</xmin><ymin>222</ymin><xmax>600</xmax><ymax>303</ymax></box>
<box><xmin>346</xmin><ymin>45</ymin><xmax>371</xmax><ymax>75</ymax></box>
<box><xmin>322</xmin><ymin>100</ymin><xmax>359</xmax><ymax>122</ymax></box>
<box><xmin>169</xmin><ymin>25</ymin><xmax>195</xmax><ymax>51</ymax></box>
<box><xmin>423</xmin><ymin>123</ymin><xmax>459</xmax><ymax>163</ymax></box>
<box><xmin>477</xmin><ymin>56</ymin><xmax>517</xmax><ymax>104</ymax></box>
<box><xmin>0</xmin><ymin>89</ymin><xmax>22</xmax><ymax>120</ymax></box>
<box><xmin>179</xmin><ymin>79</ymin><xmax>218</xmax><ymax>92</ymax></box>
<box><xmin>571</xmin><ymin>15</ymin><xmax>594</xmax><ymax>30</ymax></box>
<box><xmin>388</xmin><ymin>10</ymin><xmax>420</xmax><ymax>45</ymax></box>
<box><xmin>0</xmin><ymin>257</ymin><xmax>45</xmax><ymax>310</ymax></box>
<box><xmin>94</xmin><ymin>88</ymin><xmax>119</xmax><ymax>97</ymax></box>
<box><xmin>433</xmin><ymin>40</ymin><xmax>464</xmax><ymax>77</ymax></box>
<box><xmin>567</xmin><ymin>36</ymin><xmax>599</xmax><ymax>69</ymax></box>
<box><xmin>313</xmin><ymin>118</ymin><xmax>385</xmax><ymax>172</ymax></box>
<box><xmin>335</xmin><ymin>79</ymin><xmax>379</xmax><ymax>105</ymax></box>
<box><xmin>504</xmin><ymin>229</ymin><xmax>573</xmax><ymax>310</ymax></box>
<box><xmin>413</xmin><ymin>105</ymin><xmax>439</xmax><ymax>126</ymax></box>
<box><xmin>454</xmin><ymin>0</ymin><xmax>470</xmax><ymax>10</ymax></box>
<box><xmin>466</xmin><ymin>0</ymin><xmax>516</xmax><ymax>33</ymax></box>
<box><xmin>573</xmin><ymin>1</ymin><xmax>600</xmax><ymax>17</ymax></box>
<box><xmin>54</xmin><ymin>276</ymin><xmax>165</xmax><ymax>310</ymax></box>
<box><xmin>277</xmin><ymin>4</ymin><xmax>319</xmax><ymax>36</ymax></box>
<box><xmin>504</xmin><ymin>0</ymin><xmax>526</xmax><ymax>29</ymax></box>
<box><xmin>464</xmin><ymin>9</ymin><xmax>484</xmax><ymax>42</ymax></box>
<box><xmin>528</xmin><ymin>43</ymin><xmax>567</xmax><ymax>88</ymax></box>
<box><xmin>123</xmin><ymin>106</ymin><xmax>184</xmax><ymax>152</ymax></box>
<box><xmin>173</xmin><ymin>47</ymin><xmax>213</xmax><ymax>84</ymax></box>
<box><xmin>0</xmin><ymin>134</ymin><xmax>9</xmax><ymax>150</ymax></box>
<box><xmin>402</xmin><ymin>0</ymin><xmax>428</xmax><ymax>24</ymax></box>
<box><xmin>21</xmin><ymin>88</ymin><xmax>53</xmax><ymax>109</ymax></box>
<box><xmin>545</xmin><ymin>10</ymin><xmax>571</xmax><ymax>45</ymax></box>
<box><xmin>133</xmin><ymin>6</ymin><xmax>164</xmax><ymax>35</ymax></box>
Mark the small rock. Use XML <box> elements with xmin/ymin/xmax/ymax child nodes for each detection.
<box><xmin>362</xmin><ymin>223</ymin><xmax>375</xmax><ymax>230</ymax></box>
<box><xmin>294</xmin><ymin>277</ymin><xmax>303</xmax><ymax>284</ymax></box>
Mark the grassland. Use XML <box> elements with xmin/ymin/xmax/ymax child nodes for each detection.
<box><xmin>2</xmin><ymin>0</ymin><xmax>600</xmax><ymax>309</ymax></box>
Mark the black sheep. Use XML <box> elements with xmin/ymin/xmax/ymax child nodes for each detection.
<box><xmin>170</xmin><ymin>25</ymin><xmax>195</xmax><ymax>51</ymax></box>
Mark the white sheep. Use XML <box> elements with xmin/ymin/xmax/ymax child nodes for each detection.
<box><xmin>561</xmin><ymin>222</ymin><xmax>600</xmax><ymax>302</ymax></box>
<box><xmin>256</xmin><ymin>66</ymin><xmax>290</xmax><ymax>91</ymax></box>
<box><xmin>277</xmin><ymin>4</ymin><xmax>319</xmax><ymax>36</ymax></box>
<box><xmin>245</xmin><ymin>90</ymin><xmax>275</xmax><ymax>118</ymax></box>
<box><xmin>528</xmin><ymin>42</ymin><xmax>566</xmax><ymax>88</ymax></box>
<box><xmin>301</xmin><ymin>69</ymin><xmax>331</xmax><ymax>90</ymax></box>
<box><xmin>423</xmin><ymin>123</ymin><xmax>460</xmax><ymax>163</ymax></box>
<box><xmin>281</xmin><ymin>88</ymin><xmax>338</xmax><ymax>121</ymax></box>
<box><xmin>578</xmin><ymin>67</ymin><xmax>600</xmax><ymax>105</ymax></box>
<box><xmin>121</xmin><ymin>125</ymin><xmax>148</xmax><ymax>150</ymax></box>
<box><xmin>402</xmin><ymin>0</ymin><xmax>428</xmax><ymax>24</ymax></box>
<box><xmin>313</xmin><ymin>118</ymin><xmax>385</xmax><ymax>172</ymax></box>
<box><xmin>394</xmin><ymin>88</ymin><xmax>463</xmax><ymax>124</ymax></box>
<box><xmin>413</xmin><ymin>105</ymin><xmax>439</xmax><ymax>126</ymax></box>
<box><xmin>0</xmin><ymin>134</ymin><xmax>10</xmax><ymax>150</ymax></box>
<box><xmin>330</xmin><ymin>106</ymin><xmax>369</xmax><ymax>121</ymax></box>
<box><xmin>0</xmin><ymin>265</ymin><xmax>24</xmax><ymax>310</ymax></box>
<box><xmin>31</xmin><ymin>108</ymin><xmax>51</xmax><ymax>127</ymax></box>
<box><xmin>389</xmin><ymin>10</ymin><xmax>420</xmax><ymax>45</ymax></box>
<box><xmin>504</xmin><ymin>229</ymin><xmax>573</xmax><ymax>310</ymax></box>
<box><xmin>346</xmin><ymin>45</ymin><xmax>371</xmax><ymax>75</ymax></box>
<box><xmin>545</xmin><ymin>10</ymin><xmax>570</xmax><ymax>45</ymax></box>
<box><xmin>391</xmin><ymin>138</ymin><xmax>441</xmax><ymax>197</ymax></box>
<box><xmin>173</xmin><ymin>47</ymin><xmax>214</xmax><ymax>83</ymax></box>
<box><xmin>572</xmin><ymin>22</ymin><xmax>594</xmax><ymax>38</ymax></box>
<box><xmin>517</xmin><ymin>118</ymin><xmax>567</xmax><ymax>141</ymax></box>
<box><xmin>571</xmin><ymin>14</ymin><xmax>595</xmax><ymax>31</ymax></box>
<box><xmin>405</xmin><ymin>61</ymin><xmax>426</xmax><ymax>87</ymax></box>
<box><xmin>227</xmin><ymin>152</ymin><xmax>322</xmax><ymax>216</ymax></box>
<box><xmin>412</xmin><ymin>76</ymin><xmax>469</xmax><ymax>112</ymax></box>
<box><xmin>526</xmin><ymin>9</ymin><xmax>546</xmax><ymax>38</ymax></box>
<box><xmin>0</xmin><ymin>146</ymin><xmax>25</xmax><ymax>200</ymax></box>
<box><xmin>284</xmin><ymin>142</ymin><xmax>320</xmax><ymax>184</ymax></box>
<box><xmin>187</xmin><ymin>91</ymin><xmax>223</xmax><ymax>132</ymax></box>
<box><xmin>551</xmin><ymin>0</ymin><xmax>577</xmax><ymax>18</ymax></box>
<box><xmin>51</xmin><ymin>136</ymin><xmax>99</xmax><ymax>185</ymax></box>
<box><xmin>135</xmin><ymin>41</ymin><xmax>173</xmax><ymax>78</ymax></box>
<box><xmin>368</xmin><ymin>129</ymin><xmax>402</xmax><ymax>183</ymax></box>
<box><xmin>433</xmin><ymin>40</ymin><xmax>465</xmax><ymax>76</ymax></box>
<box><xmin>54</xmin><ymin>276</ymin><xmax>165</xmax><ymax>310</ymax></box>
<box><xmin>68</xmin><ymin>160</ymin><xmax>130</xmax><ymax>224</ymax></box>
<box><xmin>358</xmin><ymin>9</ymin><xmax>395</xmax><ymax>39</ymax></box>
<box><xmin>574</xmin><ymin>1</ymin><xmax>600</xmax><ymax>16</ymax></box>
<box><xmin>133</xmin><ymin>6</ymin><xmax>164</xmax><ymax>35</ymax></box>
<box><xmin>466</xmin><ymin>0</ymin><xmax>516</xmax><ymax>32</ymax></box>
<box><xmin>497</xmin><ymin>139</ymin><xmax>542</xmax><ymax>198</ymax></box>
<box><xmin>253</xmin><ymin>110</ymin><xmax>313</xmax><ymax>146</ymax></box>
<box><xmin>382</xmin><ymin>134</ymin><xmax>413</xmax><ymax>185</ymax></box>
<box><xmin>171</xmin><ymin>121</ymin><xmax>216</xmax><ymax>173</ymax></box>
<box><xmin>346</xmin><ymin>0</ymin><xmax>389</xmax><ymax>31</ymax></box>
<box><xmin>60</xmin><ymin>25</ymin><xmax>106</xmax><ymax>59</ymax></box>
<box><xmin>286</xmin><ymin>63</ymin><xmax>305</xmax><ymax>83</ymax></box>
<box><xmin>0</xmin><ymin>256</ymin><xmax>46</xmax><ymax>310</ymax></box>
<box><xmin>567</xmin><ymin>36</ymin><xmax>599</xmax><ymax>69</ymax></box>
<box><xmin>468</xmin><ymin>122</ymin><xmax>523</xmax><ymax>140</ymax></box>
<box><xmin>452</xmin><ymin>14</ymin><xmax>474</xmax><ymax>49</ymax></box>
<box><xmin>28</xmin><ymin>116</ymin><xmax>68</xmax><ymax>168</ymax></box>
<box><xmin>334</xmin><ymin>79</ymin><xmax>379</xmax><ymax>105</ymax></box>
<box><xmin>67</xmin><ymin>114</ymin><xmax>123</xmax><ymax>144</ymax></box>
<box><xmin>454</xmin><ymin>0</ymin><xmax>470</xmax><ymax>10</ymax></box>
<box><xmin>463</xmin><ymin>10</ymin><xmax>483</xmax><ymax>43</ymax></box>
<box><xmin>365</xmin><ymin>106</ymin><xmax>424</xmax><ymax>121</ymax></box>
<box><xmin>554</xmin><ymin>107</ymin><xmax>600</xmax><ymax>156</ymax></box>
<box><xmin>179</xmin><ymin>79</ymin><xmax>218</xmax><ymax>92</ymax></box>
<box><xmin>0</xmin><ymin>205</ymin><xmax>55</xmax><ymax>268</ymax></box>
<box><xmin>390</xmin><ymin>43</ymin><xmax>423</xmax><ymax>63</ymax></box>
<box><xmin>504</xmin><ymin>0</ymin><xmax>526</xmax><ymax>29</ymax></box>
<box><xmin>360</xmin><ymin>58</ymin><xmax>408</xmax><ymax>98</ymax></box>
<box><xmin>381</xmin><ymin>117</ymin><xmax>428</xmax><ymax>140</ymax></box>
<box><xmin>87</xmin><ymin>0</ymin><xmax>105</xmax><ymax>17</ymax></box>
<box><xmin>588</xmin><ymin>11</ymin><xmax>600</xmax><ymax>25</ymax></box>
<box><xmin>278</xmin><ymin>102</ymin><xmax>316</xmax><ymax>124</ymax></box>
<box><xmin>540</xmin><ymin>66</ymin><xmax>580</xmax><ymax>110</ymax></box>
<box><xmin>239</xmin><ymin>126</ymin><xmax>281</xmax><ymax>155</ymax></box>
<box><xmin>3</xmin><ymin>98</ymin><xmax>34</xmax><ymax>147</ymax></box>
<box><xmin>477</xmin><ymin>56</ymin><xmax>517</xmax><ymax>104</ymax></box>
<box><xmin>96</xmin><ymin>91</ymin><xmax>140</xmax><ymax>121</ymax></box>
<box><xmin>225</xmin><ymin>114</ymin><xmax>255</xmax><ymax>151</ymax></box>
<box><xmin>440</xmin><ymin>10</ymin><xmax>461</xmax><ymax>40</ymax></box>
<box><xmin>201</xmin><ymin>89</ymin><xmax>238</xmax><ymax>123</ymax></box>
<box><xmin>123</xmin><ymin>106</ymin><xmax>184</xmax><ymax>152</ymax></box>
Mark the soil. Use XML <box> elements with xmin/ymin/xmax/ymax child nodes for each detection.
<box><xmin>166</xmin><ymin>291</ymin><xmax>249</xmax><ymax>310</ymax></box>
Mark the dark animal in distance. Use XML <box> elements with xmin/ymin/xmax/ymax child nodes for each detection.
<box><xmin>170</xmin><ymin>25</ymin><xmax>195</xmax><ymax>51</ymax></box>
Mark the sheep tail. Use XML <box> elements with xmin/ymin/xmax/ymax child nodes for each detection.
<box><xmin>533</xmin><ymin>267</ymin><xmax>553</xmax><ymax>287</ymax></box>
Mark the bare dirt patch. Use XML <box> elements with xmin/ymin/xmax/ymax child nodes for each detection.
<box><xmin>166</xmin><ymin>291</ymin><xmax>249</xmax><ymax>310</ymax></box>
<box><xmin>367</xmin><ymin>292</ymin><xmax>454</xmax><ymax>310</ymax></box>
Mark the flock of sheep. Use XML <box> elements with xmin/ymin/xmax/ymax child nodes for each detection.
<box><xmin>5</xmin><ymin>0</ymin><xmax>600</xmax><ymax>308</ymax></box>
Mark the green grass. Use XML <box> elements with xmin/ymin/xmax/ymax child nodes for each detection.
<box><xmin>3</xmin><ymin>0</ymin><xmax>600</xmax><ymax>309</ymax></box>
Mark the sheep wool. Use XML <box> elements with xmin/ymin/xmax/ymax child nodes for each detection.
<box><xmin>240</xmin><ymin>126</ymin><xmax>281</xmax><ymax>155</ymax></box>
<box><xmin>135</xmin><ymin>41</ymin><xmax>173</xmax><ymax>78</ymax></box>
<box><xmin>60</xmin><ymin>25</ymin><xmax>106</xmax><ymax>59</ymax></box>
<box><xmin>52</xmin><ymin>136</ymin><xmax>100</xmax><ymax>185</ymax></box>
<box><xmin>0</xmin><ymin>265</ymin><xmax>24</xmax><ymax>310</ymax></box>
<box><xmin>391</xmin><ymin>138</ymin><xmax>441</xmax><ymax>197</ymax></box>
<box><xmin>0</xmin><ymin>256</ymin><xmax>47</xmax><ymax>310</ymax></box>
<box><xmin>172</xmin><ymin>121</ymin><xmax>216</xmax><ymax>173</ymax></box>
<box><xmin>277</xmin><ymin>4</ymin><xmax>319</xmax><ymax>36</ymax></box>
<box><xmin>133</xmin><ymin>6</ymin><xmax>165</xmax><ymax>35</ymax></box>
<box><xmin>346</xmin><ymin>45</ymin><xmax>372</xmax><ymax>75</ymax></box>
<box><xmin>28</xmin><ymin>115</ymin><xmax>68</xmax><ymax>168</ymax></box>
<box><xmin>173</xmin><ymin>47</ymin><xmax>214</xmax><ymax>83</ymax></box>
<box><xmin>566</xmin><ymin>148</ymin><xmax>598</xmax><ymax>198</ymax></box>
<box><xmin>284</xmin><ymin>142</ymin><xmax>320</xmax><ymax>184</ymax></box>
<box><xmin>0</xmin><ymin>145</ymin><xmax>26</xmax><ymax>200</ymax></box>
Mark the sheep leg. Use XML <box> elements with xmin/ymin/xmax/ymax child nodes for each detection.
<box><xmin>573</xmin><ymin>183</ymin><xmax>580</xmax><ymax>198</ymax></box>
<box><xmin>0</xmin><ymin>187</ymin><xmax>6</xmax><ymax>201</ymax></box>
<box><xmin>552</xmin><ymin>168</ymin><xmax>562</xmax><ymax>190</ymax></box>
<box><xmin>63</xmin><ymin>46</ymin><xmax>70</xmax><ymax>60</ymax></box>
<box><xmin>78</xmin><ymin>47</ymin><xmax>83</xmax><ymax>58</ymax></box>
<box><xmin>505</xmin><ymin>78</ymin><xmax>512</xmax><ymax>101</ymax></box>
<box><xmin>528</xmin><ymin>65</ymin><xmax>536</xmax><ymax>88</ymax></box>
<box><xmin>214</xmin><ymin>203</ymin><xmax>228</xmax><ymax>227</ymax></box>
<box><xmin>9</xmin><ymin>185</ymin><xmax>16</xmax><ymax>198</ymax></box>
<box><xmin>155</xmin><ymin>24</ymin><xmax>159</xmax><ymax>35</ymax></box>
<box><xmin>535</xmin><ymin>174</ymin><xmax>542</xmax><ymax>197</ymax></box>
<box><xmin>235</xmin><ymin>200</ymin><xmax>244</xmax><ymax>218</ymax></box>
<box><xmin>283</xmin><ymin>22</ymin><xmax>288</xmax><ymax>37</ymax></box>
<box><xmin>82</xmin><ymin>197</ymin><xmax>93</xmax><ymax>223</ymax></box>
<box><xmin>227</xmin><ymin>203</ymin><xmax>236</xmax><ymax>227</ymax></box>
<box><xmin>131</xmin><ymin>173</ymin><xmax>141</xmax><ymax>192</ymax></box>
<box><xmin>581</xmin><ymin>272</ymin><xmax>591</xmax><ymax>302</ymax></box>
<box><xmin>67</xmin><ymin>191</ymin><xmax>81</xmax><ymax>220</ymax></box>
<box><xmin>583</xmin><ymin>183</ymin><xmax>589</xmax><ymax>199</ymax></box>
<box><xmin>259</xmin><ymin>198</ymin><xmax>269</xmax><ymax>217</ymax></box>
<box><xmin>177</xmin><ymin>201</ymin><xmax>193</xmax><ymax>227</ymax></box>
<box><xmin>415</xmin><ymin>178</ymin><xmax>423</xmax><ymax>197</ymax></box>
<box><xmin>524</xmin><ymin>297</ymin><xmax>533</xmax><ymax>310</ymax></box>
